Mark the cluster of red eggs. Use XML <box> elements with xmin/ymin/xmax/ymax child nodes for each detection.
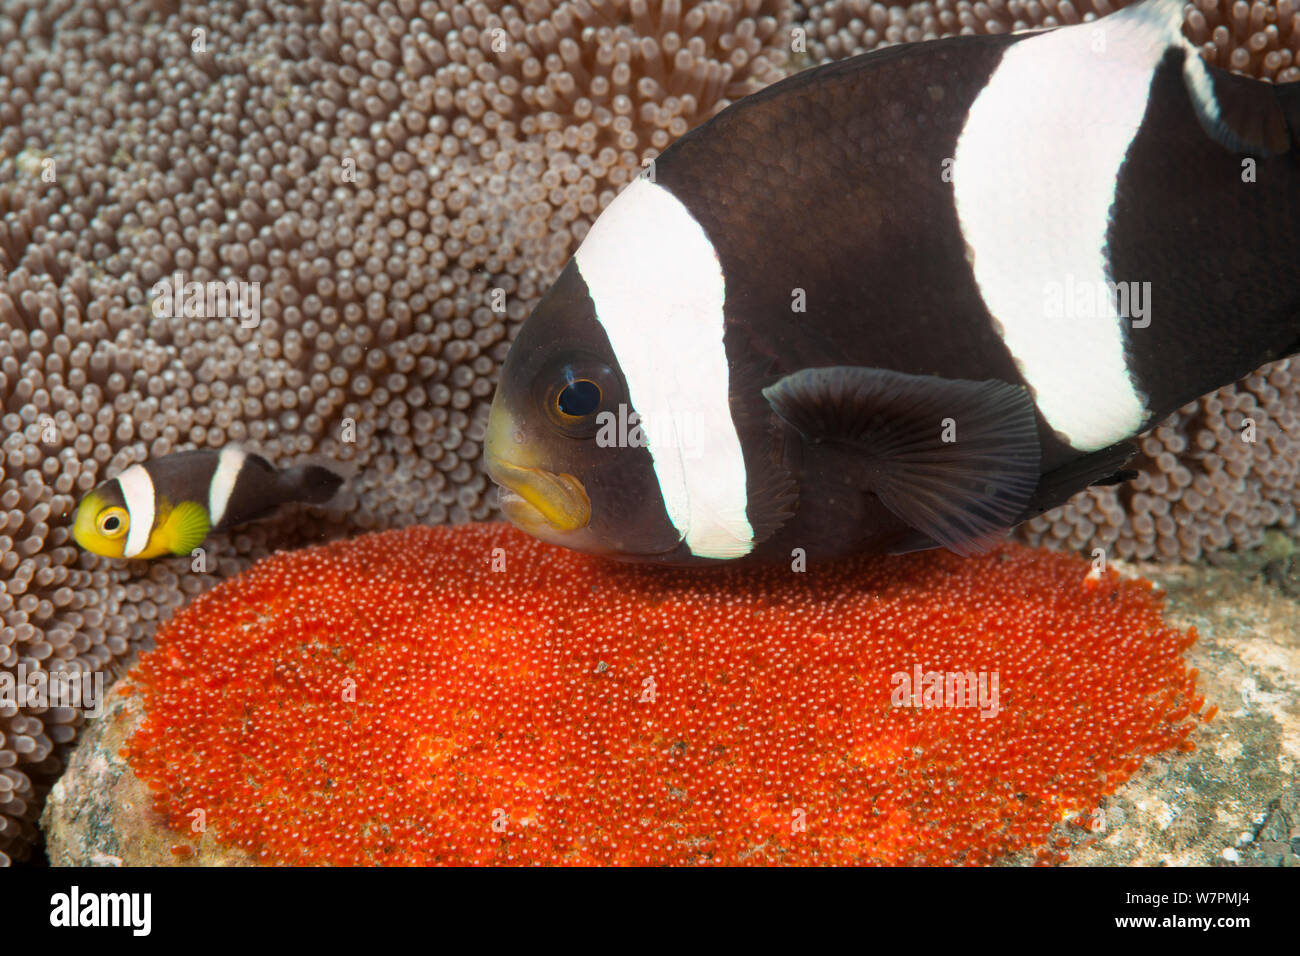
<box><xmin>124</xmin><ymin>523</ymin><xmax>1204</xmax><ymax>865</ymax></box>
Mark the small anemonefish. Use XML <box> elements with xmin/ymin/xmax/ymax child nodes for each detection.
<box><xmin>73</xmin><ymin>447</ymin><xmax>343</xmax><ymax>559</ymax></box>
<box><xmin>486</xmin><ymin>0</ymin><xmax>1300</xmax><ymax>565</ymax></box>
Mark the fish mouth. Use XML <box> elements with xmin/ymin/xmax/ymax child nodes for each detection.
<box><xmin>485</xmin><ymin>389</ymin><xmax>591</xmax><ymax>536</ymax></box>
<box><xmin>487</xmin><ymin>456</ymin><xmax>592</xmax><ymax>535</ymax></box>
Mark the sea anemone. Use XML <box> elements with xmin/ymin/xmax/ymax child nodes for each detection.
<box><xmin>1018</xmin><ymin>369</ymin><xmax>1300</xmax><ymax>561</ymax></box>
<box><xmin>118</xmin><ymin>522</ymin><xmax>1203</xmax><ymax>865</ymax></box>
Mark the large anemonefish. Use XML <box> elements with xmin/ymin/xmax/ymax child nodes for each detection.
<box><xmin>72</xmin><ymin>448</ymin><xmax>343</xmax><ymax>559</ymax></box>
<box><xmin>485</xmin><ymin>0</ymin><xmax>1300</xmax><ymax>566</ymax></box>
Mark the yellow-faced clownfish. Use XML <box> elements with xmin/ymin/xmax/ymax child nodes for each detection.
<box><xmin>72</xmin><ymin>447</ymin><xmax>343</xmax><ymax>559</ymax></box>
<box><xmin>485</xmin><ymin>0</ymin><xmax>1300</xmax><ymax>566</ymax></box>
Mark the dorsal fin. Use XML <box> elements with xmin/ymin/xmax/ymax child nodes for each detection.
<box><xmin>1107</xmin><ymin>0</ymin><xmax>1293</xmax><ymax>157</ymax></box>
<box><xmin>1183</xmin><ymin>55</ymin><xmax>1295</xmax><ymax>157</ymax></box>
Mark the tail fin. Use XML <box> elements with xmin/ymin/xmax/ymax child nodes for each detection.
<box><xmin>279</xmin><ymin>462</ymin><xmax>345</xmax><ymax>505</ymax></box>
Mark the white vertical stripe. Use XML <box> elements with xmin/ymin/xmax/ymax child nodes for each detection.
<box><xmin>118</xmin><ymin>464</ymin><xmax>156</xmax><ymax>558</ymax></box>
<box><xmin>575</xmin><ymin>177</ymin><xmax>754</xmax><ymax>560</ymax></box>
<box><xmin>951</xmin><ymin>1</ymin><xmax>1187</xmax><ymax>451</ymax></box>
<box><xmin>208</xmin><ymin>446</ymin><xmax>247</xmax><ymax>528</ymax></box>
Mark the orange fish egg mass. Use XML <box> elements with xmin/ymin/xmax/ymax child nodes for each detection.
<box><xmin>123</xmin><ymin>523</ymin><xmax>1204</xmax><ymax>865</ymax></box>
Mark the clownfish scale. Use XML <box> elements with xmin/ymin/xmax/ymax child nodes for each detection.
<box><xmin>489</xmin><ymin>0</ymin><xmax>1300</xmax><ymax>566</ymax></box>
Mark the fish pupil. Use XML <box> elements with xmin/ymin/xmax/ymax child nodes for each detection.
<box><xmin>558</xmin><ymin>379</ymin><xmax>601</xmax><ymax>417</ymax></box>
<box><xmin>103</xmin><ymin>516</ymin><xmax>119</xmax><ymax>531</ymax></box>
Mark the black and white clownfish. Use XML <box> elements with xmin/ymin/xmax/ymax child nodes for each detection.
<box><xmin>72</xmin><ymin>448</ymin><xmax>343</xmax><ymax>559</ymax></box>
<box><xmin>485</xmin><ymin>0</ymin><xmax>1300</xmax><ymax>566</ymax></box>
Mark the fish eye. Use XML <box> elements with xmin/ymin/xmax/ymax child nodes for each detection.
<box><xmin>96</xmin><ymin>507</ymin><xmax>128</xmax><ymax>538</ymax></box>
<box><xmin>536</xmin><ymin>358</ymin><xmax>621</xmax><ymax>439</ymax></box>
<box><xmin>557</xmin><ymin>379</ymin><xmax>601</xmax><ymax>418</ymax></box>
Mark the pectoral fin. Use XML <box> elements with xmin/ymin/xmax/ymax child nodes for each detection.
<box><xmin>163</xmin><ymin>500</ymin><xmax>211</xmax><ymax>556</ymax></box>
<box><xmin>762</xmin><ymin>366</ymin><xmax>1041</xmax><ymax>556</ymax></box>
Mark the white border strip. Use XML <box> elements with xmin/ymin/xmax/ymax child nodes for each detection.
<box><xmin>208</xmin><ymin>446</ymin><xmax>246</xmax><ymax>528</ymax></box>
<box><xmin>951</xmin><ymin>2</ymin><xmax>1178</xmax><ymax>450</ymax></box>
<box><xmin>576</xmin><ymin>177</ymin><xmax>754</xmax><ymax>559</ymax></box>
<box><xmin>118</xmin><ymin>464</ymin><xmax>156</xmax><ymax>558</ymax></box>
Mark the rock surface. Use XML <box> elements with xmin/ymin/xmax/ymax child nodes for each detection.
<box><xmin>42</xmin><ymin>688</ymin><xmax>254</xmax><ymax>866</ymax></box>
<box><xmin>43</xmin><ymin>553</ymin><xmax>1300</xmax><ymax>867</ymax></box>
<box><xmin>1005</xmin><ymin>544</ymin><xmax>1300</xmax><ymax>867</ymax></box>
